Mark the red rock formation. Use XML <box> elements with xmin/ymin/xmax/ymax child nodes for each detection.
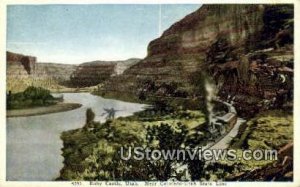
<box><xmin>70</xmin><ymin>61</ymin><xmax>116</xmax><ymax>87</ymax></box>
<box><xmin>6</xmin><ymin>51</ymin><xmax>79</xmax><ymax>92</ymax></box>
<box><xmin>148</xmin><ymin>5</ymin><xmax>265</xmax><ymax>57</ymax></box>
<box><xmin>6</xmin><ymin>51</ymin><xmax>139</xmax><ymax>92</ymax></box>
<box><xmin>70</xmin><ymin>59</ymin><xmax>140</xmax><ymax>87</ymax></box>
<box><xmin>100</xmin><ymin>4</ymin><xmax>293</xmax><ymax>117</ymax></box>
<box><xmin>7</xmin><ymin>51</ymin><xmax>36</xmax><ymax>74</ymax></box>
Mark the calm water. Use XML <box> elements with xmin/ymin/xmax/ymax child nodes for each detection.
<box><xmin>6</xmin><ymin>93</ymin><xmax>146</xmax><ymax>181</ymax></box>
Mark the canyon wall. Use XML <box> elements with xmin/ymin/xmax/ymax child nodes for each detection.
<box><xmin>99</xmin><ymin>4</ymin><xmax>293</xmax><ymax>117</ymax></box>
<box><xmin>69</xmin><ymin>59</ymin><xmax>140</xmax><ymax>87</ymax></box>
<box><xmin>7</xmin><ymin>52</ymin><xmax>140</xmax><ymax>92</ymax></box>
<box><xmin>7</xmin><ymin>51</ymin><xmax>77</xmax><ymax>92</ymax></box>
<box><xmin>7</xmin><ymin>51</ymin><xmax>36</xmax><ymax>75</ymax></box>
<box><xmin>35</xmin><ymin>63</ymin><xmax>77</xmax><ymax>81</ymax></box>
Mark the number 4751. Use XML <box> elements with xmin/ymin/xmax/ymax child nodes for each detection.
<box><xmin>71</xmin><ymin>181</ymin><xmax>82</xmax><ymax>186</ymax></box>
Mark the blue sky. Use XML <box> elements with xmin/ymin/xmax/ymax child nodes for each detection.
<box><xmin>7</xmin><ymin>4</ymin><xmax>201</xmax><ymax>64</ymax></box>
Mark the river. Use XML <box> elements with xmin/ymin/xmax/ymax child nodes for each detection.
<box><xmin>6</xmin><ymin>93</ymin><xmax>146</xmax><ymax>181</ymax></box>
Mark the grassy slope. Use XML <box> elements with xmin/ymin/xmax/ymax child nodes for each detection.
<box><xmin>231</xmin><ymin>110</ymin><xmax>293</xmax><ymax>150</ymax></box>
<box><xmin>216</xmin><ymin>110</ymin><xmax>293</xmax><ymax>177</ymax></box>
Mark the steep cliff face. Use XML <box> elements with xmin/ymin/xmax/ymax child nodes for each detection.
<box><xmin>6</xmin><ymin>52</ymin><xmax>77</xmax><ymax>92</ymax></box>
<box><xmin>7</xmin><ymin>51</ymin><xmax>77</xmax><ymax>80</ymax></box>
<box><xmin>100</xmin><ymin>4</ymin><xmax>293</xmax><ymax>116</ymax></box>
<box><xmin>35</xmin><ymin>63</ymin><xmax>77</xmax><ymax>81</ymax></box>
<box><xmin>7</xmin><ymin>51</ymin><xmax>37</xmax><ymax>75</ymax></box>
<box><xmin>6</xmin><ymin>51</ymin><xmax>140</xmax><ymax>92</ymax></box>
<box><xmin>69</xmin><ymin>59</ymin><xmax>140</xmax><ymax>87</ymax></box>
<box><xmin>148</xmin><ymin>5</ymin><xmax>265</xmax><ymax>57</ymax></box>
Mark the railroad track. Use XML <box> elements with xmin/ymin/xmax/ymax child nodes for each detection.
<box><xmin>172</xmin><ymin>101</ymin><xmax>245</xmax><ymax>181</ymax></box>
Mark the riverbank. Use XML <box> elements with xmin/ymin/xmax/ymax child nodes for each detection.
<box><xmin>7</xmin><ymin>93</ymin><xmax>145</xmax><ymax>181</ymax></box>
<box><xmin>51</xmin><ymin>86</ymin><xmax>97</xmax><ymax>93</ymax></box>
<box><xmin>7</xmin><ymin>102</ymin><xmax>82</xmax><ymax>117</ymax></box>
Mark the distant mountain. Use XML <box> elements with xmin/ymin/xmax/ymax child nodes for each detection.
<box><xmin>69</xmin><ymin>58</ymin><xmax>141</xmax><ymax>87</ymax></box>
<box><xmin>6</xmin><ymin>51</ymin><xmax>140</xmax><ymax>91</ymax></box>
<box><xmin>6</xmin><ymin>51</ymin><xmax>78</xmax><ymax>92</ymax></box>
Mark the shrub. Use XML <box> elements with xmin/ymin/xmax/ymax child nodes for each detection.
<box><xmin>7</xmin><ymin>86</ymin><xmax>55</xmax><ymax>109</ymax></box>
<box><xmin>86</xmin><ymin>108</ymin><xmax>95</xmax><ymax>124</ymax></box>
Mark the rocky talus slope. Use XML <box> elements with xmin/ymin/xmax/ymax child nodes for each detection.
<box><xmin>99</xmin><ymin>4</ymin><xmax>293</xmax><ymax>117</ymax></box>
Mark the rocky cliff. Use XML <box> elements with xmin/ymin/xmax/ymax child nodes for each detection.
<box><xmin>7</xmin><ymin>51</ymin><xmax>37</xmax><ymax>75</ymax></box>
<box><xmin>7</xmin><ymin>52</ymin><xmax>77</xmax><ymax>92</ymax></box>
<box><xmin>69</xmin><ymin>59</ymin><xmax>140</xmax><ymax>87</ymax></box>
<box><xmin>34</xmin><ymin>63</ymin><xmax>77</xmax><ymax>81</ymax></box>
<box><xmin>7</xmin><ymin>51</ymin><xmax>140</xmax><ymax>92</ymax></box>
<box><xmin>99</xmin><ymin>4</ymin><xmax>293</xmax><ymax>117</ymax></box>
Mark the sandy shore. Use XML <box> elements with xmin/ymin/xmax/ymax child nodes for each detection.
<box><xmin>50</xmin><ymin>86</ymin><xmax>97</xmax><ymax>93</ymax></box>
<box><xmin>7</xmin><ymin>103</ymin><xmax>82</xmax><ymax>118</ymax></box>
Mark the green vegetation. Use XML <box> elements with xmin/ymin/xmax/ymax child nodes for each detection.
<box><xmin>58</xmin><ymin>107</ymin><xmax>293</xmax><ymax>181</ymax></box>
<box><xmin>213</xmin><ymin>110</ymin><xmax>293</xmax><ymax>179</ymax></box>
<box><xmin>230</xmin><ymin>110</ymin><xmax>293</xmax><ymax>150</ymax></box>
<box><xmin>7</xmin><ymin>77</ymin><xmax>62</xmax><ymax>93</ymax></box>
<box><xmin>178</xmin><ymin>110</ymin><xmax>293</xmax><ymax>181</ymax></box>
<box><xmin>86</xmin><ymin>108</ymin><xmax>95</xmax><ymax>124</ymax></box>
<box><xmin>145</xmin><ymin>122</ymin><xmax>189</xmax><ymax>180</ymax></box>
<box><xmin>58</xmin><ymin>108</ymin><xmax>208</xmax><ymax>180</ymax></box>
<box><xmin>7</xmin><ymin>86</ymin><xmax>57</xmax><ymax>110</ymax></box>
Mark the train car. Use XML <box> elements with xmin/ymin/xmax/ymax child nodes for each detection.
<box><xmin>216</xmin><ymin>112</ymin><xmax>237</xmax><ymax>129</ymax></box>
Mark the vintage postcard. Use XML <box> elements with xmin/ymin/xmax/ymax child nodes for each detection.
<box><xmin>0</xmin><ymin>0</ymin><xmax>299</xmax><ymax>187</ymax></box>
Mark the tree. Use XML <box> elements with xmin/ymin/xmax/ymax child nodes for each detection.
<box><xmin>86</xmin><ymin>108</ymin><xmax>95</xmax><ymax>124</ymax></box>
<box><xmin>146</xmin><ymin>122</ymin><xmax>188</xmax><ymax>180</ymax></box>
<box><xmin>186</xmin><ymin>159</ymin><xmax>206</xmax><ymax>180</ymax></box>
